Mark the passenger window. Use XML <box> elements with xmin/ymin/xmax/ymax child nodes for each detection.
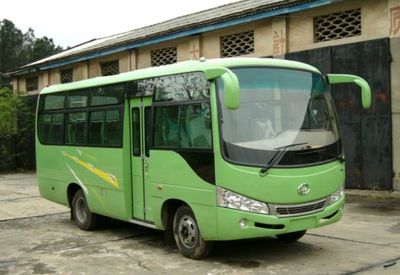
<box><xmin>65</xmin><ymin>112</ymin><xmax>87</xmax><ymax>145</ymax></box>
<box><xmin>43</xmin><ymin>94</ymin><xmax>65</xmax><ymax>110</ymax></box>
<box><xmin>91</xmin><ymin>84</ymin><xmax>124</xmax><ymax>106</ymax></box>
<box><xmin>89</xmin><ymin>110</ymin><xmax>122</xmax><ymax>146</ymax></box>
<box><xmin>38</xmin><ymin>113</ymin><xmax>64</xmax><ymax>144</ymax></box>
<box><xmin>153</xmin><ymin>103</ymin><xmax>212</xmax><ymax>149</ymax></box>
<box><xmin>180</xmin><ymin>103</ymin><xmax>211</xmax><ymax>149</ymax></box>
<box><xmin>154</xmin><ymin>106</ymin><xmax>179</xmax><ymax>147</ymax></box>
<box><xmin>68</xmin><ymin>91</ymin><xmax>88</xmax><ymax>108</ymax></box>
<box><xmin>153</xmin><ymin>72</ymin><xmax>209</xmax><ymax>102</ymax></box>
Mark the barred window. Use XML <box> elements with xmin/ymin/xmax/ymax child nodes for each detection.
<box><xmin>314</xmin><ymin>9</ymin><xmax>361</xmax><ymax>43</ymax></box>
<box><xmin>151</xmin><ymin>47</ymin><xmax>177</xmax><ymax>67</ymax></box>
<box><xmin>26</xmin><ymin>76</ymin><xmax>39</xmax><ymax>92</ymax></box>
<box><xmin>101</xmin><ymin>60</ymin><xmax>120</xmax><ymax>76</ymax></box>
<box><xmin>60</xmin><ymin>69</ymin><xmax>73</xmax><ymax>83</ymax></box>
<box><xmin>220</xmin><ymin>30</ymin><xmax>254</xmax><ymax>57</ymax></box>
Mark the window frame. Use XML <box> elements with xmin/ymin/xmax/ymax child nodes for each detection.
<box><xmin>220</xmin><ymin>30</ymin><xmax>255</xmax><ymax>58</ymax></box>
<box><xmin>60</xmin><ymin>68</ymin><xmax>73</xmax><ymax>84</ymax></box>
<box><xmin>151</xmin><ymin>46</ymin><xmax>177</xmax><ymax>67</ymax></box>
<box><xmin>100</xmin><ymin>60</ymin><xmax>120</xmax><ymax>76</ymax></box>
<box><xmin>313</xmin><ymin>8</ymin><xmax>362</xmax><ymax>43</ymax></box>
<box><xmin>26</xmin><ymin>76</ymin><xmax>39</xmax><ymax>92</ymax></box>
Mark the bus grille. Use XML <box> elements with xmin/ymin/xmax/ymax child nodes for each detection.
<box><xmin>274</xmin><ymin>199</ymin><xmax>327</xmax><ymax>217</ymax></box>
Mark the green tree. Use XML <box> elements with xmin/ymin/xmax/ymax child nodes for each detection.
<box><xmin>0</xmin><ymin>87</ymin><xmax>19</xmax><ymax>171</ymax></box>
<box><xmin>0</xmin><ymin>20</ymin><xmax>24</xmax><ymax>85</ymax></box>
<box><xmin>0</xmin><ymin>87</ymin><xmax>36</xmax><ymax>172</ymax></box>
<box><xmin>0</xmin><ymin>87</ymin><xmax>19</xmax><ymax>137</ymax></box>
<box><xmin>0</xmin><ymin>19</ymin><xmax>62</xmax><ymax>172</ymax></box>
<box><xmin>0</xmin><ymin>19</ymin><xmax>63</xmax><ymax>86</ymax></box>
<box><xmin>29</xmin><ymin>36</ymin><xmax>63</xmax><ymax>62</ymax></box>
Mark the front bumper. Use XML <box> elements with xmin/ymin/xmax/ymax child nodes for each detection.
<box><xmin>214</xmin><ymin>196</ymin><xmax>344</xmax><ymax>240</ymax></box>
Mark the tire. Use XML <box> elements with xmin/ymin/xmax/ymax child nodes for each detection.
<box><xmin>173</xmin><ymin>205</ymin><xmax>212</xmax><ymax>260</ymax></box>
<box><xmin>71</xmin><ymin>189</ymin><xmax>99</xmax><ymax>231</ymax></box>
<box><xmin>276</xmin><ymin>230</ymin><xmax>307</xmax><ymax>242</ymax></box>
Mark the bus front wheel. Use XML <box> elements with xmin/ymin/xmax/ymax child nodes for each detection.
<box><xmin>71</xmin><ymin>189</ymin><xmax>99</xmax><ymax>231</ymax></box>
<box><xmin>173</xmin><ymin>205</ymin><xmax>212</xmax><ymax>260</ymax></box>
<box><xmin>276</xmin><ymin>230</ymin><xmax>307</xmax><ymax>242</ymax></box>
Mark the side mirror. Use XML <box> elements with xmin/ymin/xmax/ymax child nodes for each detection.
<box><xmin>204</xmin><ymin>67</ymin><xmax>240</xmax><ymax>109</ymax></box>
<box><xmin>326</xmin><ymin>74</ymin><xmax>371</xmax><ymax>109</ymax></box>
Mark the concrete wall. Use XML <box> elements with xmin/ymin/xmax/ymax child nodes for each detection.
<box><xmin>288</xmin><ymin>0</ymin><xmax>389</xmax><ymax>53</ymax></box>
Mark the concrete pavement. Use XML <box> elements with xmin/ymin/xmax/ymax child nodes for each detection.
<box><xmin>0</xmin><ymin>173</ymin><xmax>399</xmax><ymax>274</ymax></box>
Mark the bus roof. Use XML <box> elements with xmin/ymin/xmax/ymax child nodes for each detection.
<box><xmin>40</xmin><ymin>57</ymin><xmax>321</xmax><ymax>95</ymax></box>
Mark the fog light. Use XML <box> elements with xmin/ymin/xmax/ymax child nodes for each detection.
<box><xmin>239</xmin><ymin>219</ymin><xmax>248</xmax><ymax>229</ymax></box>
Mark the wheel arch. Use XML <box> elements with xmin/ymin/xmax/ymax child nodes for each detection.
<box><xmin>159</xmin><ymin>198</ymin><xmax>217</xmax><ymax>240</ymax></box>
<box><xmin>67</xmin><ymin>183</ymin><xmax>81</xmax><ymax>208</ymax></box>
<box><xmin>161</xmin><ymin>199</ymin><xmax>188</xmax><ymax>230</ymax></box>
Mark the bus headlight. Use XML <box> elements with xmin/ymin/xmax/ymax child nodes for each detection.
<box><xmin>217</xmin><ymin>187</ymin><xmax>269</xmax><ymax>214</ymax></box>
<box><xmin>328</xmin><ymin>186</ymin><xmax>345</xmax><ymax>205</ymax></box>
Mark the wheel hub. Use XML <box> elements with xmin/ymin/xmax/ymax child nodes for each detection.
<box><xmin>75</xmin><ymin>197</ymin><xmax>87</xmax><ymax>223</ymax></box>
<box><xmin>178</xmin><ymin>215</ymin><xmax>197</xmax><ymax>249</ymax></box>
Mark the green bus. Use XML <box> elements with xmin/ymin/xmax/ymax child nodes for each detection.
<box><xmin>36</xmin><ymin>57</ymin><xmax>371</xmax><ymax>259</ymax></box>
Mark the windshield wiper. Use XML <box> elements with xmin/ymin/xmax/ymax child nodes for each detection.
<box><xmin>259</xmin><ymin>142</ymin><xmax>308</xmax><ymax>176</ymax></box>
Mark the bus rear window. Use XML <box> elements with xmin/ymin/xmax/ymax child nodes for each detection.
<box><xmin>38</xmin><ymin>113</ymin><xmax>64</xmax><ymax>144</ymax></box>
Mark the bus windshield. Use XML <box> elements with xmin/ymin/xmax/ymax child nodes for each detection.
<box><xmin>218</xmin><ymin>67</ymin><xmax>341</xmax><ymax>167</ymax></box>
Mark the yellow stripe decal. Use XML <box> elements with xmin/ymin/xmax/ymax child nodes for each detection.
<box><xmin>63</xmin><ymin>152</ymin><xmax>119</xmax><ymax>189</ymax></box>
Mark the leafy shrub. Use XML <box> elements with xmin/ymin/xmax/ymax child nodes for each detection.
<box><xmin>0</xmin><ymin>87</ymin><xmax>36</xmax><ymax>172</ymax></box>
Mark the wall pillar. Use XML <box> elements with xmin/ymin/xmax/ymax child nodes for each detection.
<box><xmin>129</xmin><ymin>50</ymin><xmax>137</xmax><ymax>71</ymax></box>
<box><xmin>189</xmin><ymin>37</ymin><xmax>201</xmax><ymax>60</ymax></box>
<box><xmin>74</xmin><ymin>62</ymin><xmax>89</xmax><ymax>81</ymax></box>
<box><xmin>272</xmin><ymin>17</ymin><xmax>287</xmax><ymax>58</ymax></box>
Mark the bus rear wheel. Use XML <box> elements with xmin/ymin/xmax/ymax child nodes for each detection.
<box><xmin>276</xmin><ymin>230</ymin><xmax>307</xmax><ymax>242</ymax></box>
<box><xmin>71</xmin><ymin>189</ymin><xmax>99</xmax><ymax>231</ymax></box>
<box><xmin>173</xmin><ymin>205</ymin><xmax>212</xmax><ymax>260</ymax></box>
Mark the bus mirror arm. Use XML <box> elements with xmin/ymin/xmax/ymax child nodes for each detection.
<box><xmin>204</xmin><ymin>68</ymin><xmax>240</xmax><ymax>110</ymax></box>
<box><xmin>326</xmin><ymin>74</ymin><xmax>371</xmax><ymax>109</ymax></box>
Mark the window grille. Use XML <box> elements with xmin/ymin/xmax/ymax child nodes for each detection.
<box><xmin>151</xmin><ymin>47</ymin><xmax>177</xmax><ymax>67</ymax></box>
<box><xmin>26</xmin><ymin>76</ymin><xmax>39</xmax><ymax>92</ymax></box>
<box><xmin>314</xmin><ymin>9</ymin><xmax>361</xmax><ymax>42</ymax></box>
<box><xmin>220</xmin><ymin>30</ymin><xmax>255</xmax><ymax>57</ymax></box>
<box><xmin>60</xmin><ymin>69</ymin><xmax>73</xmax><ymax>83</ymax></box>
<box><xmin>101</xmin><ymin>60</ymin><xmax>120</xmax><ymax>76</ymax></box>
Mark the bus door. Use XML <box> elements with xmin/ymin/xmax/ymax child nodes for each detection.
<box><xmin>130</xmin><ymin>96</ymin><xmax>153</xmax><ymax>221</ymax></box>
